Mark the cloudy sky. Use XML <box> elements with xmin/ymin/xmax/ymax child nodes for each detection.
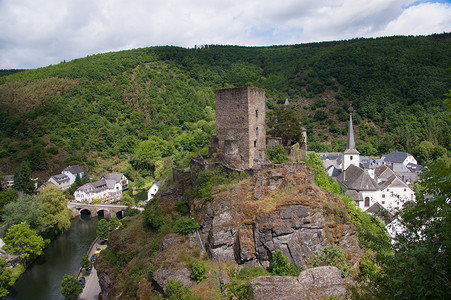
<box><xmin>0</xmin><ymin>0</ymin><xmax>450</xmax><ymax>69</ymax></box>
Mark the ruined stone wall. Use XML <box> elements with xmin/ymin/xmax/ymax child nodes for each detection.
<box><xmin>215</xmin><ymin>87</ymin><xmax>266</xmax><ymax>169</ymax></box>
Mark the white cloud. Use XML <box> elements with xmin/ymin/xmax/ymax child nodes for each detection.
<box><xmin>0</xmin><ymin>0</ymin><xmax>449</xmax><ymax>69</ymax></box>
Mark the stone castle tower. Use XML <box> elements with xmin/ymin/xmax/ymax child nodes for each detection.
<box><xmin>212</xmin><ymin>87</ymin><xmax>267</xmax><ymax>169</ymax></box>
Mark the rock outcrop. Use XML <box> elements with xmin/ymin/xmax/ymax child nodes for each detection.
<box><xmin>196</xmin><ymin>164</ymin><xmax>362</xmax><ymax>267</ymax></box>
<box><xmin>250</xmin><ymin>266</ymin><xmax>347</xmax><ymax>300</ymax></box>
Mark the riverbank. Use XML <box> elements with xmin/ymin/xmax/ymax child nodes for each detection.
<box><xmin>5</xmin><ymin>215</ymin><xmax>99</xmax><ymax>300</ymax></box>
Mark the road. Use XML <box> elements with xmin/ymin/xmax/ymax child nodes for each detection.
<box><xmin>78</xmin><ymin>242</ymin><xmax>107</xmax><ymax>300</ymax></box>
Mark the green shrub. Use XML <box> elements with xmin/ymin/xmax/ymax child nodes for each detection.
<box><xmin>310</xmin><ymin>245</ymin><xmax>353</xmax><ymax>277</ymax></box>
<box><xmin>270</xmin><ymin>249</ymin><xmax>303</xmax><ymax>276</ymax></box>
<box><xmin>165</xmin><ymin>280</ymin><xmax>200</xmax><ymax>300</ymax></box>
<box><xmin>267</xmin><ymin>145</ymin><xmax>290</xmax><ymax>164</ymax></box>
<box><xmin>174</xmin><ymin>200</ymin><xmax>189</xmax><ymax>214</ymax></box>
<box><xmin>173</xmin><ymin>217</ymin><xmax>199</xmax><ymax>235</ymax></box>
<box><xmin>190</xmin><ymin>260</ymin><xmax>207</xmax><ymax>283</ymax></box>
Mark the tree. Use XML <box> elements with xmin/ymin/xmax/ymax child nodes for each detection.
<box><xmin>2</xmin><ymin>194</ymin><xmax>47</xmax><ymax>232</ymax></box>
<box><xmin>3</xmin><ymin>222</ymin><xmax>45</xmax><ymax>263</ymax></box>
<box><xmin>108</xmin><ymin>216</ymin><xmax>120</xmax><ymax>230</ymax></box>
<box><xmin>0</xmin><ymin>190</ymin><xmax>18</xmax><ymax>221</ymax></box>
<box><xmin>96</xmin><ymin>219</ymin><xmax>109</xmax><ymax>240</ymax></box>
<box><xmin>39</xmin><ymin>185</ymin><xmax>68</xmax><ymax>215</ymax></box>
<box><xmin>0</xmin><ymin>258</ymin><xmax>12</xmax><ymax>298</ymax></box>
<box><xmin>38</xmin><ymin>185</ymin><xmax>72</xmax><ymax>232</ymax></box>
<box><xmin>13</xmin><ymin>162</ymin><xmax>35</xmax><ymax>195</ymax></box>
<box><xmin>371</xmin><ymin>158</ymin><xmax>451</xmax><ymax>299</ymax></box>
<box><xmin>60</xmin><ymin>274</ymin><xmax>83</xmax><ymax>300</ymax></box>
<box><xmin>80</xmin><ymin>254</ymin><xmax>91</xmax><ymax>270</ymax></box>
<box><xmin>267</xmin><ymin>106</ymin><xmax>305</xmax><ymax>146</ymax></box>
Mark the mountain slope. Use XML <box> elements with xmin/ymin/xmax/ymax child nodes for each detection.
<box><xmin>0</xmin><ymin>34</ymin><xmax>450</xmax><ymax>179</ymax></box>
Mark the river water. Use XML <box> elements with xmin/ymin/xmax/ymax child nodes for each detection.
<box><xmin>5</xmin><ymin>215</ymin><xmax>99</xmax><ymax>300</ymax></box>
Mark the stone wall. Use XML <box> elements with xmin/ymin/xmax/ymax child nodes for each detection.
<box><xmin>215</xmin><ymin>87</ymin><xmax>266</xmax><ymax>169</ymax></box>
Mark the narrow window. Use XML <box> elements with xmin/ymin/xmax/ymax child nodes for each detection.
<box><xmin>256</xmin><ymin>127</ymin><xmax>259</xmax><ymax>135</ymax></box>
<box><xmin>364</xmin><ymin>197</ymin><xmax>370</xmax><ymax>207</ymax></box>
<box><xmin>254</xmin><ymin>140</ymin><xmax>257</xmax><ymax>147</ymax></box>
<box><xmin>350</xmin><ymin>156</ymin><xmax>353</xmax><ymax>161</ymax></box>
<box><xmin>256</xmin><ymin>110</ymin><xmax>259</xmax><ymax>118</ymax></box>
<box><xmin>382</xmin><ymin>194</ymin><xmax>385</xmax><ymax>198</ymax></box>
<box><xmin>382</xmin><ymin>201</ymin><xmax>385</xmax><ymax>205</ymax></box>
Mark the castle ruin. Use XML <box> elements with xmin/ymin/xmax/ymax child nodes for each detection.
<box><xmin>209</xmin><ymin>87</ymin><xmax>307</xmax><ymax>170</ymax></box>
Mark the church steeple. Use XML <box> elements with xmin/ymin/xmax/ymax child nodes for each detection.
<box><xmin>346</xmin><ymin>113</ymin><xmax>356</xmax><ymax>151</ymax></box>
<box><xmin>342</xmin><ymin>109</ymin><xmax>360</xmax><ymax>170</ymax></box>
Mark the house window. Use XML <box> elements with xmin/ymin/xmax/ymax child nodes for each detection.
<box><xmin>382</xmin><ymin>194</ymin><xmax>385</xmax><ymax>198</ymax></box>
<box><xmin>364</xmin><ymin>197</ymin><xmax>370</xmax><ymax>207</ymax></box>
<box><xmin>256</xmin><ymin>110</ymin><xmax>259</xmax><ymax>118</ymax></box>
<box><xmin>350</xmin><ymin>156</ymin><xmax>353</xmax><ymax>161</ymax></box>
<box><xmin>254</xmin><ymin>140</ymin><xmax>257</xmax><ymax>147</ymax></box>
<box><xmin>404</xmin><ymin>188</ymin><xmax>406</xmax><ymax>192</ymax></box>
<box><xmin>382</xmin><ymin>201</ymin><xmax>385</xmax><ymax>205</ymax></box>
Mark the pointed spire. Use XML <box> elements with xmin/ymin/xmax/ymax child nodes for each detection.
<box><xmin>346</xmin><ymin>112</ymin><xmax>356</xmax><ymax>150</ymax></box>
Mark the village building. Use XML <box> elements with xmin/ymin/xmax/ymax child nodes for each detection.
<box><xmin>325</xmin><ymin>113</ymin><xmax>418</xmax><ymax>213</ymax></box>
<box><xmin>47</xmin><ymin>174</ymin><xmax>71</xmax><ymax>191</ymax></box>
<box><xmin>74</xmin><ymin>173</ymin><xmax>128</xmax><ymax>203</ymax></box>
<box><xmin>61</xmin><ymin>165</ymin><xmax>86</xmax><ymax>186</ymax></box>
<box><xmin>1</xmin><ymin>175</ymin><xmax>14</xmax><ymax>189</ymax></box>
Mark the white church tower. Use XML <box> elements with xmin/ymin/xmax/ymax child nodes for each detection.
<box><xmin>342</xmin><ymin>112</ymin><xmax>360</xmax><ymax>171</ymax></box>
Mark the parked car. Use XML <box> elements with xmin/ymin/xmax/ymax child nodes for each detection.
<box><xmin>90</xmin><ymin>254</ymin><xmax>97</xmax><ymax>262</ymax></box>
<box><xmin>95</xmin><ymin>248</ymin><xmax>102</xmax><ymax>255</ymax></box>
<box><xmin>86</xmin><ymin>264</ymin><xmax>92</xmax><ymax>271</ymax></box>
<box><xmin>78</xmin><ymin>277</ymin><xmax>85</xmax><ymax>286</ymax></box>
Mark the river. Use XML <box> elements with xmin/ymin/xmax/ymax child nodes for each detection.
<box><xmin>5</xmin><ymin>215</ymin><xmax>100</xmax><ymax>300</ymax></box>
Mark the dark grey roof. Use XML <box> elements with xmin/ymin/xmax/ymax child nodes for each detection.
<box><xmin>51</xmin><ymin>174</ymin><xmax>70</xmax><ymax>182</ymax></box>
<box><xmin>345</xmin><ymin>114</ymin><xmax>358</xmax><ymax>152</ymax></box>
<box><xmin>337</xmin><ymin>165</ymin><xmax>379</xmax><ymax>191</ymax></box>
<box><xmin>406</xmin><ymin>163</ymin><xmax>424</xmax><ymax>173</ymax></box>
<box><xmin>345</xmin><ymin>190</ymin><xmax>363</xmax><ymax>201</ymax></box>
<box><xmin>382</xmin><ymin>152</ymin><xmax>410</xmax><ymax>163</ymax></box>
<box><xmin>391</xmin><ymin>163</ymin><xmax>409</xmax><ymax>173</ymax></box>
<box><xmin>102</xmin><ymin>173</ymin><xmax>124</xmax><ymax>183</ymax></box>
<box><xmin>366</xmin><ymin>202</ymin><xmax>393</xmax><ymax>224</ymax></box>
<box><xmin>62</xmin><ymin>165</ymin><xmax>84</xmax><ymax>175</ymax></box>
<box><xmin>379</xmin><ymin>175</ymin><xmax>408</xmax><ymax>190</ymax></box>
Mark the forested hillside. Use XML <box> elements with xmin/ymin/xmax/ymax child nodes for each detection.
<box><xmin>0</xmin><ymin>33</ymin><xmax>450</xmax><ymax>181</ymax></box>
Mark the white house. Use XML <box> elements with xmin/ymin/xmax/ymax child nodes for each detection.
<box><xmin>102</xmin><ymin>173</ymin><xmax>129</xmax><ymax>191</ymax></box>
<box><xmin>74</xmin><ymin>173</ymin><xmax>128</xmax><ymax>203</ymax></box>
<box><xmin>146</xmin><ymin>180</ymin><xmax>165</xmax><ymax>202</ymax></box>
<box><xmin>1</xmin><ymin>175</ymin><xmax>14</xmax><ymax>189</ymax></box>
<box><xmin>61</xmin><ymin>165</ymin><xmax>86</xmax><ymax>186</ymax></box>
<box><xmin>379</xmin><ymin>175</ymin><xmax>415</xmax><ymax>210</ymax></box>
<box><xmin>48</xmin><ymin>174</ymin><xmax>71</xmax><ymax>191</ymax></box>
<box><xmin>382</xmin><ymin>152</ymin><xmax>417</xmax><ymax>167</ymax></box>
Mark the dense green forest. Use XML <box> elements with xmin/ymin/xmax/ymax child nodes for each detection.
<box><xmin>0</xmin><ymin>33</ymin><xmax>450</xmax><ymax>182</ymax></box>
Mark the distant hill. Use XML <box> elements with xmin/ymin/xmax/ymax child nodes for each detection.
<box><xmin>0</xmin><ymin>33</ymin><xmax>450</xmax><ymax>180</ymax></box>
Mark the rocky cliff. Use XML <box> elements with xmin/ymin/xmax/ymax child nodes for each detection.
<box><xmin>195</xmin><ymin>164</ymin><xmax>362</xmax><ymax>268</ymax></box>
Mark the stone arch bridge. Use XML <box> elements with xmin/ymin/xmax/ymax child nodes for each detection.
<box><xmin>67</xmin><ymin>202</ymin><xmax>129</xmax><ymax>218</ymax></box>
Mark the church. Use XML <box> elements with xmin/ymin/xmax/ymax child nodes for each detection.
<box><xmin>320</xmin><ymin>113</ymin><xmax>417</xmax><ymax>213</ymax></box>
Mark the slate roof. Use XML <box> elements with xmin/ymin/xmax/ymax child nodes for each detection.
<box><xmin>382</xmin><ymin>152</ymin><xmax>410</xmax><ymax>163</ymax></box>
<box><xmin>62</xmin><ymin>165</ymin><xmax>84</xmax><ymax>175</ymax></box>
<box><xmin>366</xmin><ymin>202</ymin><xmax>393</xmax><ymax>224</ymax></box>
<box><xmin>51</xmin><ymin>174</ymin><xmax>70</xmax><ymax>182</ymax></box>
<box><xmin>379</xmin><ymin>175</ymin><xmax>408</xmax><ymax>190</ymax></box>
<box><xmin>345</xmin><ymin>190</ymin><xmax>363</xmax><ymax>201</ymax></box>
<box><xmin>102</xmin><ymin>173</ymin><xmax>124</xmax><ymax>183</ymax></box>
<box><xmin>391</xmin><ymin>163</ymin><xmax>410</xmax><ymax>173</ymax></box>
<box><xmin>374</xmin><ymin>165</ymin><xmax>394</xmax><ymax>179</ymax></box>
<box><xmin>346</xmin><ymin>114</ymin><xmax>356</xmax><ymax>150</ymax></box>
<box><xmin>337</xmin><ymin>165</ymin><xmax>379</xmax><ymax>191</ymax></box>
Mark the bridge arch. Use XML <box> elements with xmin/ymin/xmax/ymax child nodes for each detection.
<box><xmin>80</xmin><ymin>208</ymin><xmax>91</xmax><ymax>216</ymax></box>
